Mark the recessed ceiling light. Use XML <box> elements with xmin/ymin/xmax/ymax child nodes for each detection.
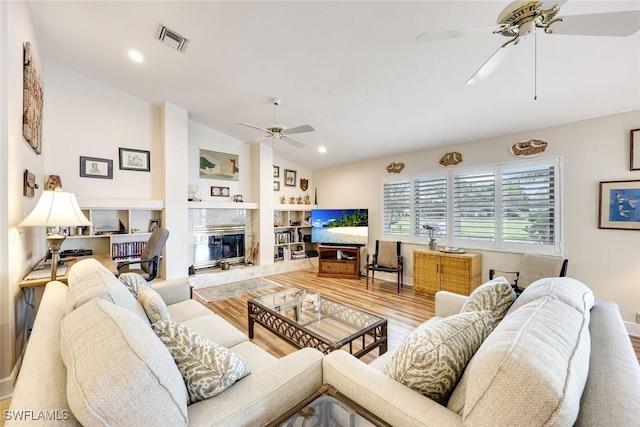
<box><xmin>128</xmin><ymin>50</ymin><xmax>143</xmax><ymax>63</ymax></box>
<box><xmin>318</xmin><ymin>146</ymin><xmax>327</xmax><ymax>154</ymax></box>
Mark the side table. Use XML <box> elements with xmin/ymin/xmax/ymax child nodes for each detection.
<box><xmin>267</xmin><ymin>384</ymin><xmax>390</xmax><ymax>427</ymax></box>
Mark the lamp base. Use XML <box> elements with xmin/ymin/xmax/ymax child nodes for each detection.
<box><xmin>47</xmin><ymin>233</ymin><xmax>67</xmax><ymax>281</ymax></box>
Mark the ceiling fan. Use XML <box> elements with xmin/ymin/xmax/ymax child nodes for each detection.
<box><xmin>238</xmin><ymin>98</ymin><xmax>315</xmax><ymax>148</ymax></box>
<box><xmin>417</xmin><ymin>1</ymin><xmax>640</xmax><ymax>85</ymax></box>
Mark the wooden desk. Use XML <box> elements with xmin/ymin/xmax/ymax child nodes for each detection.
<box><xmin>19</xmin><ymin>255</ymin><xmax>117</xmax><ymax>314</ymax></box>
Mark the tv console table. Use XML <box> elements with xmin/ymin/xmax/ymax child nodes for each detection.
<box><xmin>317</xmin><ymin>245</ymin><xmax>361</xmax><ymax>279</ymax></box>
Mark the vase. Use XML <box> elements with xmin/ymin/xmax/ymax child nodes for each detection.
<box><xmin>429</xmin><ymin>241</ymin><xmax>437</xmax><ymax>250</ymax></box>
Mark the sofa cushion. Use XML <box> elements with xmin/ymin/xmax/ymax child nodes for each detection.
<box><xmin>119</xmin><ymin>272</ymin><xmax>148</xmax><ymax>296</ymax></box>
<box><xmin>138</xmin><ymin>284</ymin><xmax>171</xmax><ymax>323</ymax></box>
<box><xmin>153</xmin><ymin>320</ymin><xmax>251</xmax><ymax>403</ymax></box>
<box><xmin>66</xmin><ymin>258</ymin><xmax>149</xmax><ymax>324</ymax></box>
<box><xmin>507</xmin><ymin>276</ymin><xmax>595</xmax><ymax>316</ymax></box>
<box><xmin>60</xmin><ymin>298</ymin><xmax>188</xmax><ymax>426</ymax></box>
<box><xmin>451</xmin><ymin>293</ymin><xmax>592</xmax><ymax>425</ymax></box>
<box><xmin>168</xmin><ymin>299</ymin><xmax>215</xmax><ymax>322</ymax></box>
<box><xmin>460</xmin><ymin>276</ymin><xmax>515</xmax><ymax>327</ymax></box>
<box><xmin>384</xmin><ymin>310</ymin><xmax>493</xmax><ymax>404</ymax></box>
<box><xmin>182</xmin><ymin>314</ymin><xmax>249</xmax><ymax>348</ymax></box>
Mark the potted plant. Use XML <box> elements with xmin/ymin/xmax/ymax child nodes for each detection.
<box><xmin>423</xmin><ymin>224</ymin><xmax>437</xmax><ymax>250</ymax></box>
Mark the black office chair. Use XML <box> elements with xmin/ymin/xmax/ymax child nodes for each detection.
<box><xmin>366</xmin><ymin>240</ymin><xmax>403</xmax><ymax>293</ymax></box>
<box><xmin>117</xmin><ymin>228</ymin><xmax>169</xmax><ymax>281</ymax></box>
<box><xmin>489</xmin><ymin>254</ymin><xmax>568</xmax><ymax>295</ymax></box>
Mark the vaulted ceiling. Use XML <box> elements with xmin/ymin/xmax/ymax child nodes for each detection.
<box><xmin>30</xmin><ymin>1</ymin><xmax>640</xmax><ymax>170</ymax></box>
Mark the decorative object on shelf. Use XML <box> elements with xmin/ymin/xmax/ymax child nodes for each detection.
<box><xmin>510</xmin><ymin>138</ymin><xmax>548</xmax><ymax>157</ymax></box>
<box><xmin>188</xmin><ymin>185</ymin><xmax>201</xmax><ymax>201</ymax></box>
<box><xmin>303</xmin><ymin>194</ymin><xmax>311</xmax><ymax>205</ymax></box>
<box><xmin>23</xmin><ymin>170</ymin><xmax>38</xmax><ymax>197</ymax></box>
<box><xmin>440</xmin><ymin>247</ymin><xmax>465</xmax><ymax>254</ymax></box>
<box><xmin>423</xmin><ymin>224</ymin><xmax>437</xmax><ymax>250</ymax></box>
<box><xmin>80</xmin><ymin>156</ymin><xmax>113</xmax><ymax>179</ymax></box>
<box><xmin>119</xmin><ymin>147</ymin><xmax>150</xmax><ymax>171</ymax></box>
<box><xmin>386</xmin><ymin>162</ymin><xmax>405</xmax><ymax>174</ymax></box>
<box><xmin>598</xmin><ymin>180</ymin><xmax>640</xmax><ymax>230</ymax></box>
<box><xmin>280</xmin><ymin>195</ymin><xmax>286</xmax><ymax>204</ymax></box>
<box><xmin>199</xmin><ymin>149</ymin><xmax>239</xmax><ymax>181</ymax></box>
<box><xmin>296</xmin><ymin>196</ymin><xmax>303</xmax><ymax>204</ymax></box>
<box><xmin>233</xmin><ymin>194</ymin><xmax>243</xmax><ymax>202</ymax></box>
<box><xmin>300</xmin><ymin>178</ymin><xmax>309</xmax><ymax>191</ymax></box>
<box><xmin>210</xmin><ymin>186</ymin><xmax>230</xmax><ymax>197</ymax></box>
<box><xmin>288</xmin><ymin>196</ymin><xmax>296</xmax><ymax>204</ymax></box>
<box><xmin>631</xmin><ymin>129</ymin><xmax>640</xmax><ymax>171</ymax></box>
<box><xmin>439</xmin><ymin>152</ymin><xmax>463</xmax><ymax>166</ymax></box>
<box><xmin>23</xmin><ymin>41</ymin><xmax>43</xmax><ymax>155</ymax></box>
<box><xmin>273</xmin><ymin>181</ymin><xmax>280</xmax><ymax>191</ymax></box>
<box><xmin>18</xmin><ymin>190</ymin><xmax>92</xmax><ymax>281</ymax></box>
<box><xmin>273</xmin><ymin>165</ymin><xmax>280</xmax><ymax>178</ymax></box>
<box><xmin>45</xmin><ymin>175</ymin><xmax>62</xmax><ymax>190</ymax></box>
<box><xmin>148</xmin><ymin>219</ymin><xmax>161</xmax><ymax>232</ymax></box>
<box><xmin>284</xmin><ymin>169</ymin><xmax>297</xmax><ymax>187</ymax></box>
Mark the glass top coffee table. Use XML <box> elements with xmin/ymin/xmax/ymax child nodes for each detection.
<box><xmin>248</xmin><ymin>288</ymin><xmax>387</xmax><ymax>358</ymax></box>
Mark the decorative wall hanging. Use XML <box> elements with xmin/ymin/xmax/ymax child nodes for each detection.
<box><xmin>630</xmin><ymin>129</ymin><xmax>640</xmax><ymax>171</ymax></box>
<box><xmin>45</xmin><ymin>175</ymin><xmax>62</xmax><ymax>190</ymax></box>
<box><xmin>119</xmin><ymin>148</ymin><xmax>150</xmax><ymax>171</ymax></box>
<box><xmin>80</xmin><ymin>156</ymin><xmax>113</xmax><ymax>179</ymax></box>
<box><xmin>510</xmin><ymin>139</ymin><xmax>548</xmax><ymax>157</ymax></box>
<box><xmin>386</xmin><ymin>162</ymin><xmax>405</xmax><ymax>174</ymax></box>
<box><xmin>284</xmin><ymin>169</ymin><xmax>297</xmax><ymax>187</ymax></box>
<box><xmin>598</xmin><ymin>180</ymin><xmax>640</xmax><ymax>230</ymax></box>
<box><xmin>23</xmin><ymin>41</ymin><xmax>44</xmax><ymax>154</ymax></box>
<box><xmin>199</xmin><ymin>149</ymin><xmax>239</xmax><ymax>181</ymax></box>
<box><xmin>273</xmin><ymin>181</ymin><xmax>280</xmax><ymax>191</ymax></box>
<box><xmin>300</xmin><ymin>178</ymin><xmax>309</xmax><ymax>191</ymax></box>
<box><xmin>273</xmin><ymin>165</ymin><xmax>280</xmax><ymax>178</ymax></box>
<box><xmin>23</xmin><ymin>170</ymin><xmax>38</xmax><ymax>197</ymax></box>
<box><xmin>439</xmin><ymin>152</ymin><xmax>463</xmax><ymax>166</ymax></box>
<box><xmin>210</xmin><ymin>186</ymin><xmax>230</xmax><ymax>197</ymax></box>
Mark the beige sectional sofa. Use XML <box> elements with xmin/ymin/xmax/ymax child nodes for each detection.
<box><xmin>7</xmin><ymin>258</ymin><xmax>323</xmax><ymax>426</ymax></box>
<box><xmin>323</xmin><ymin>277</ymin><xmax>640</xmax><ymax>426</ymax></box>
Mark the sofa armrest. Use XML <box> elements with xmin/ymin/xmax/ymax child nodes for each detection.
<box><xmin>323</xmin><ymin>350</ymin><xmax>463</xmax><ymax>427</ymax></box>
<box><xmin>149</xmin><ymin>278</ymin><xmax>191</xmax><ymax>305</ymax></box>
<box><xmin>435</xmin><ymin>291</ymin><xmax>467</xmax><ymax>318</ymax></box>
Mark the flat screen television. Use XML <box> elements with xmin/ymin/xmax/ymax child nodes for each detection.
<box><xmin>311</xmin><ymin>209</ymin><xmax>368</xmax><ymax>246</ymax></box>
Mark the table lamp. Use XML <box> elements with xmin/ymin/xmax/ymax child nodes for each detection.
<box><xmin>19</xmin><ymin>189</ymin><xmax>92</xmax><ymax>281</ymax></box>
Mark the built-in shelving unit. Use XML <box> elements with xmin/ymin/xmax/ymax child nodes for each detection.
<box><xmin>273</xmin><ymin>206</ymin><xmax>316</xmax><ymax>262</ymax></box>
<box><xmin>60</xmin><ymin>199</ymin><xmax>163</xmax><ymax>262</ymax></box>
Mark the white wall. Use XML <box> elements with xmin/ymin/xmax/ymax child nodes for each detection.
<box><xmin>273</xmin><ymin>154</ymin><xmax>313</xmax><ymax>206</ymax></box>
<box><xmin>313</xmin><ymin>110</ymin><xmax>640</xmax><ymax>326</ymax></box>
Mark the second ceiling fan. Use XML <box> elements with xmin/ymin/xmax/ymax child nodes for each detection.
<box><xmin>417</xmin><ymin>1</ymin><xmax>640</xmax><ymax>85</ymax></box>
<box><xmin>238</xmin><ymin>98</ymin><xmax>315</xmax><ymax>148</ymax></box>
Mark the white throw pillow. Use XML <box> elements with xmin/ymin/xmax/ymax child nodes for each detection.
<box><xmin>138</xmin><ymin>284</ymin><xmax>171</xmax><ymax>323</ymax></box>
<box><xmin>152</xmin><ymin>320</ymin><xmax>251</xmax><ymax>403</ymax></box>
<box><xmin>384</xmin><ymin>310</ymin><xmax>493</xmax><ymax>404</ymax></box>
<box><xmin>460</xmin><ymin>276</ymin><xmax>515</xmax><ymax>327</ymax></box>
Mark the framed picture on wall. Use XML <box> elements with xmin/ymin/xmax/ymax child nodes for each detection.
<box><xmin>631</xmin><ymin>129</ymin><xmax>640</xmax><ymax>171</ymax></box>
<box><xmin>273</xmin><ymin>165</ymin><xmax>280</xmax><ymax>178</ymax></box>
<box><xmin>119</xmin><ymin>148</ymin><xmax>150</xmax><ymax>171</ymax></box>
<box><xmin>284</xmin><ymin>169</ymin><xmax>296</xmax><ymax>187</ymax></box>
<box><xmin>598</xmin><ymin>180</ymin><xmax>640</xmax><ymax>230</ymax></box>
<box><xmin>274</xmin><ymin>181</ymin><xmax>280</xmax><ymax>191</ymax></box>
<box><xmin>80</xmin><ymin>156</ymin><xmax>113</xmax><ymax>179</ymax></box>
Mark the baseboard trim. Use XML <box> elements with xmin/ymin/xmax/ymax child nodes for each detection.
<box><xmin>0</xmin><ymin>354</ymin><xmax>22</xmax><ymax>400</ymax></box>
<box><xmin>625</xmin><ymin>321</ymin><xmax>640</xmax><ymax>337</ymax></box>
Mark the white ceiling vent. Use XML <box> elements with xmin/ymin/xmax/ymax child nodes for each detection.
<box><xmin>157</xmin><ymin>24</ymin><xmax>189</xmax><ymax>53</ymax></box>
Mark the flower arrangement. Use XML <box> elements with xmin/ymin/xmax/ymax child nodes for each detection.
<box><xmin>423</xmin><ymin>224</ymin><xmax>437</xmax><ymax>242</ymax></box>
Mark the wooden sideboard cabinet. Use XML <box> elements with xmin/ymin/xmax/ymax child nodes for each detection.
<box><xmin>413</xmin><ymin>250</ymin><xmax>482</xmax><ymax>295</ymax></box>
<box><xmin>317</xmin><ymin>246</ymin><xmax>361</xmax><ymax>279</ymax></box>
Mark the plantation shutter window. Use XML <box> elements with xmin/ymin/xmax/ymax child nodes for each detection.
<box><xmin>383</xmin><ymin>180</ymin><xmax>411</xmax><ymax>235</ymax></box>
<box><xmin>414</xmin><ymin>176</ymin><xmax>447</xmax><ymax>238</ymax></box>
<box><xmin>453</xmin><ymin>171</ymin><xmax>496</xmax><ymax>241</ymax></box>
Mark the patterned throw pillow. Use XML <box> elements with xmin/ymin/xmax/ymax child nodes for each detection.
<box><xmin>138</xmin><ymin>285</ymin><xmax>171</xmax><ymax>323</ymax></box>
<box><xmin>119</xmin><ymin>272</ymin><xmax>148</xmax><ymax>297</ymax></box>
<box><xmin>384</xmin><ymin>311</ymin><xmax>493</xmax><ymax>404</ymax></box>
<box><xmin>460</xmin><ymin>276</ymin><xmax>515</xmax><ymax>327</ymax></box>
<box><xmin>152</xmin><ymin>320</ymin><xmax>251</xmax><ymax>403</ymax></box>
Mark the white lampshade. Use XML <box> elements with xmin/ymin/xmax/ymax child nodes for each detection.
<box><xmin>19</xmin><ymin>190</ymin><xmax>92</xmax><ymax>228</ymax></box>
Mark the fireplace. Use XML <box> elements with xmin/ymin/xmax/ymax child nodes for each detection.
<box><xmin>192</xmin><ymin>224</ymin><xmax>245</xmax><ymax>270</ymax></box>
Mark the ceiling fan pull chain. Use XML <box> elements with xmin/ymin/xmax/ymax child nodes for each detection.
<box><xmin>534</xmin><ymin>28</ymin><xmax>538</xmax><ymax>101</ymax></box>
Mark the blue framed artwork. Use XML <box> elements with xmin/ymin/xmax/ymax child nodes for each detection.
<box><xmin>599</xmin><ymin>180</ymin><xmax>640</xmax><ymax>230</ymax></box>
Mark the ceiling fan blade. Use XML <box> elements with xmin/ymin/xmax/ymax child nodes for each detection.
<box><xmin>282</xmin><ymin>135</ymin><xmax>306</xmax><ymax>148</ymax></box>
<box><xmin>549</xmin><ymin>10</ymin><xmax>640</xmax><ymax>37</ymax></box>
<box><xmin>466</xmin><ymin>42</ymin><xmax>516</xmax><ymax>85</ymax></box>
<box><xmin>417</xmin><ymin>24</ymin><xmax>506</xmax><ymax>42</ymax></box>
<box><xmin>282</xmin><ymin>124</ymin><xmax>315</xmax><ymax>135</ymax></box>
<box><xmin>244</xmin><ymin>136</ymin><xmax>268</xmax><ymax>145</ymax></box>
<box><xmin>237</xmin><ymin>122</ymin><xmax>270</xmax><ymax>133</ymax></box>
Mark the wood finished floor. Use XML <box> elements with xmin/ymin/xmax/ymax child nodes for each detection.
<box><xmin>194</xmin><ymin>268</ymin><xmax>640</xmax><ymax>365</ymax></box>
